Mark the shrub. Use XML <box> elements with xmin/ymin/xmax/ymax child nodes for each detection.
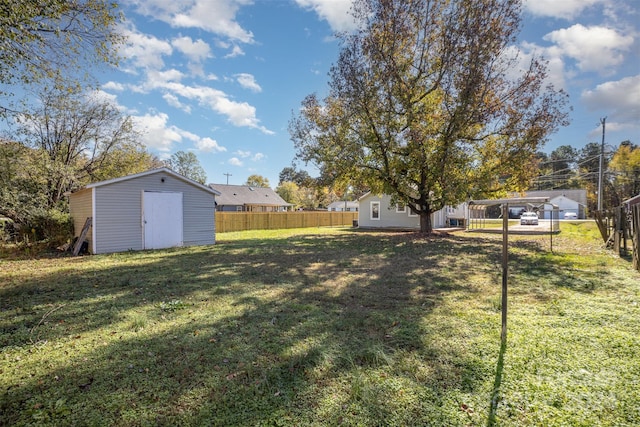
<box><xmin>26</xmin><ymin>209</ymin><xmax>74</xmax><ymax>246</ymax></box>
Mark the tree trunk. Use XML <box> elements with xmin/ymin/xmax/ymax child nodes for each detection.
<box><xmin>419</xmin><ymin>211</ymin><xmax>433</xmax><ymax>233</ymax></box>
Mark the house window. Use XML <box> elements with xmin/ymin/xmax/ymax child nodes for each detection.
<box><xmin>370</xmin><ymin>201</ymin><xmax>380</xmax><ymax>220</ymax></box>
<box><xmin>396</xmin><ymin>203</ymin><xmax>406</xmax><ymax>213</ymax></box>
<box><xmin>408</xmin><ymin>206</ymin><xmax>418</xmax><ymax>217</ymax></box>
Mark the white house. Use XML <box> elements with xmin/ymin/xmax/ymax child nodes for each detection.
<box><xmin>69</xmin><ymin>168</ymin><xmax>220</xmax><ymax>254</ymax></box>
<box><xmin>327</xmin><ymin>201</ymin><xmax>359</xmax><ymax>212</ymax></box>
<box><xmin>357</xmin><ymin>193</ymin><xmax>467</xmax><ymax>229</ymax></box>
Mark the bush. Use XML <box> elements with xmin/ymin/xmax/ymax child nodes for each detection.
<box><xmin>0</xmin><ymin>217</ymin><xmax>15</xmax><ymax>242</ymax></box>
<box><xmin>26</xmin><ymin>209</ymin><xmax>74</xmax><ymax>246</ymax></box>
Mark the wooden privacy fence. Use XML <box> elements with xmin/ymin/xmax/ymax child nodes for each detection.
<box><xmin>594</xmin><ymin>205</ymin><xmax>640</xmax><ymax>271</ymax></box>
<box><xmin>215</xmin><ymin>211</ymin><xmax>359</xmax><ymax>233</ymax></box>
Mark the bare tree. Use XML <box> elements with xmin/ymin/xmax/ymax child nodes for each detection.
<box><xmin>13</xmin><ymin>88</ymin><xmax>143</xmax><ymax>207</ymax></box>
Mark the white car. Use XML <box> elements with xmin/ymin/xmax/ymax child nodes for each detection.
<box><xmin>564</xmin><ymin>212</ymin><xmax>577</xmax><ymax>219</ymax></box>
<box><xmin>520</xmin><ymin>212</ymin><xmax>539</xmax><ymax>225</ymax></box>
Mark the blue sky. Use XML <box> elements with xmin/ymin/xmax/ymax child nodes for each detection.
<box><xmin>99</xmin><ymin>0</ymin><xmax>640</xmax><ymax>188</ymax></box>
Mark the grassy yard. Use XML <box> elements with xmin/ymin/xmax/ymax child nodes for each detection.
<box><xmin>1</xmin><ymin>222</ymin><xmax>639</xmax><ymax>426</ymax></box>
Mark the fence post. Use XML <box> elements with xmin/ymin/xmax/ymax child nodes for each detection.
<box><xmin>632</xmin><ymin>205</ymin><xmax>639</xmax><ymax>271</ymax></box>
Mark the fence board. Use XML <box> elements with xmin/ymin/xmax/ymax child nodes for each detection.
<box><xmin>215</xmin><ymin>211</ymin><xmax>358</xmax><ymax>233</ymax></box>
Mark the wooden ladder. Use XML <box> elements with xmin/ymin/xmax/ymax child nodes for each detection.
<box><xmin>73</xmin><ymin>217</ymin><xmax>92</xmax><ymax>256</ymax></box>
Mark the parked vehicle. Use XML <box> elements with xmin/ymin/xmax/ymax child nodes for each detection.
<box><xmin>564</xmin><ymin>212</ymin><xmax>577</xmax><ymax>219</ymax></box>
<box><xmin>520</xmin><ymin>212</ymin><xmax>539</xmax><ymax>225</ymax></box>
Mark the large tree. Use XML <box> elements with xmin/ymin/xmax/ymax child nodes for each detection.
<box><xmin>609</xmin><ymin>141</ymin><xmax>640</xmax><ymax>205</ymax></box>
<box><xmin>290</xmin><ymin>0</ymin><xmax>569</xmax><ymax>232</ymax></box>
<box><xmin>245</xmin><ymin>174</ymin><xmax>270</xmax><ymax>188</ymax></box>
<box><xmin>166</xmin><ymin>151</ymin><xmax>207</xmax><ymax>184</ymax></box>
<box><xmin>0</xmin><ymin>0</ymin><xmax>123</xmax><ymax>114</ymax></box>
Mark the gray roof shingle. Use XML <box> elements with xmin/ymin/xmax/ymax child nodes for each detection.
<box><xmin>208</xmin><ymin>184</ymin><xmax>291</xmax><ymax>207</ymax></box>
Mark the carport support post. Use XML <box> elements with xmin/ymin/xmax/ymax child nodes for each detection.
<box><xmin>501</xmin><ymin>203</ymin><xmax>508</xmax><ymax>344</ymax></box>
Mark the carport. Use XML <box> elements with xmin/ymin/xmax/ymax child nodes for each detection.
<box><xmin>468</xmin><ymin>197</ymin><xmax>560</xmax><ymax>234</ymax></box>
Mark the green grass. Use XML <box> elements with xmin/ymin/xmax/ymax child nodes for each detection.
<box><xmin>1</xmin><ymin>223</ymin><xmax>638</xmax><ymax>426</ymax></box>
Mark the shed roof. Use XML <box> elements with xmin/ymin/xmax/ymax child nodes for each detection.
<box><xmin>79</xmin><ymin>168</ymin><xmax>220</xmax><ymax>195</ymax></box>
<box><xmin>209</xmin><ymin>184</ymin><xmax>291</xmax><ymax>207</ymax></box>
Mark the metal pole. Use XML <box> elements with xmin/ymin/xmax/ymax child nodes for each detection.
<box><xmin>597</xmin><ymin>117</ymin><xmax>606</xmax><ymax>211</ymax></box>
<box><xmin>501</xmin><ymin>203</ymin><xmax>508</xmax><ymax>343</ymax></box>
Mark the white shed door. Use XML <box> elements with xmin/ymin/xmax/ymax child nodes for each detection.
<box><xmin>143</xmin><ymin>191</ymin><xmax>183</xmax><ymax>249</ymax></box>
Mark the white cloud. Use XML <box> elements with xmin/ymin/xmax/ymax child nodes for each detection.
<box><xmin>196</xmin><ymin>137</ymin><xmax>226</xmax><ymax>153</ymax></box>
<box><xmin>121</xmin><ymin>28</ymin><xmax>173</xmax><ymax>70</ymax></box>
<box><xmin>131</xmin><ymin>69</ymin><xmax>184</xmax><ymax>94</ymax></box>
<box><xmin>128</xmin><ymin>0</ymin><xmax>254</xmax><ymax>43</ymax></box>
<box><xmin>235</xmin><ymin>73</ymin><xmax>262</xmax><ymax>92</ymax></box>
<box><xmin>294</xmin><ymin>0</ymin><xmax>357</xmax><ymax>32</ymax></box>
<box><xmin>543</xmin><ymin>24</ymin><xmax>634</xmax><ymax>74</ymax></box>
<box><xmin>523</xmin><ymin>0</ymin><xmax>603</xmax><ymax>19</ymax></box>
<box><xmin>224</xmin><ymin>45</ymin><xmax>245</xmax><ymax>58</ymax></box>
<box><xmin>228</xmin><ymin>157</ymin><xmax>243</xmax><ymax>166</ymax></box>
<box><xmin>87</xmin><ymin>90</ymin><xmax>121</xmax><ymax>108</ymax></box>
<box><xmin>501</xmin><ymin>43</ymin><xmax>567</xmax><ymax>90</ymax></box>
<box><xmin>132</xmin><ymin>112</ymin><xmax>182</xmax><ymax>151</ymax></box>
<box><xmin>158</xmin><ymin>82</ymin><xmax>273</xmax><ymax>134</ymax></box>
<box><xmin>163</xmin><ymin>93</ymin><xmax>191</xmax><ymax>113</ymax></box>
<box><xmin>131</xmin><ymin>110</ymin><xmax>228</xmax><ymax>153</ymax></box>
<box><xmin>102</xmin><ymin>81</ymin><xmax>125</xmax><ymax>91</ymax></box>
<box><xmin>582</xmin><ymin>74</ymin><xmax>640</xmax><ymax>123</ymax></box>
<box><xmin>171</xmin><ymin>36</ymin><xmax>212</xmax><ymax>62</ymax></box>
<box><xmin>233</xmin><ymin>150</ymin><xmax>265</xmax><ymax>162</ymax></box>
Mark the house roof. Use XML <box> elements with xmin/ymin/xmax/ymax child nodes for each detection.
<box><xmin>79</xmin><ymin>168</ymin><xmax>221</xmax><ymax>195</ymax></box>
<box><xmin>209</xmin><ymin>183</ymin><xmax>291</xmax><ymax>207</ymax></box>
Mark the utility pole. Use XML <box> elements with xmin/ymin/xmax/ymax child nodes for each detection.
<box><xmin>597</xmin><ymin>117</ymin><xmax>606</xmax><ymax>211</ymax></box>
<box><xmin>224</xmin><ymin>173</ymin><xmax>232</xmax><ymax>185</ymax></box>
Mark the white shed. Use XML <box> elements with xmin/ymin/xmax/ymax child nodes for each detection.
<box><xmin>68</xmin><ymin>168</ymin><xmax>221</xmax><ymax>254</ymax></box>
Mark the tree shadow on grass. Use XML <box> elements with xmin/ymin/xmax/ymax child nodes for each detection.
<box><xmin>0</xmin><ymin>230</ymin><xmax>568</xmax><ymax>425</ymax></box>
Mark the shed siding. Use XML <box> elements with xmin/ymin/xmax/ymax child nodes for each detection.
<box><xmin>92</xmin><ymin>171</ymin><xmax>215</xmax><ymax>254</ymax></box>
<box><xmin>69</xmin><ymin>188</ymin><xmax>94</xmax><ymax>251</ymax></box>
<box><xmin>183</xmin><ymin>197</ymin><xmax>216</xmax><ymax>246</ymax></box>
<box><xmin>94</xmin><ymin>183</ymin><xmax>142</xmax><ymax>254</ymax></box>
